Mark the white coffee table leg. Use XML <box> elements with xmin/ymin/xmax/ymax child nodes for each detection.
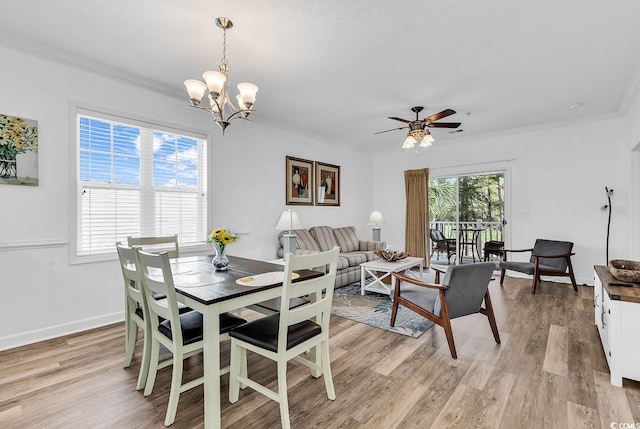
<box><xmin>360</xmin><ymin>264</ymin><xmax>366</xmax><ymax>295</ymax></box>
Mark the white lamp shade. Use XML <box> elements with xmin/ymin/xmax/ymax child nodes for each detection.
<box><xmin>202</xmin><ymin>71</ymin><xmax>226</xmax><ymax>94</ymax></box>
<box><xmin>275</xmin><ymin>209</ymin><xmax>303</xmax><ymax>231</ymax></box>
<box><xmin>184</xmin><ymin>79</ymin><xmax>207</xmax><ymax>102</ymax></box>
<box><xmin>402</xmin><ymin>134</ymin><xmax>417</xmax><ymax>149</ymax></box>
<box><xmin>419</xmin><ymin>132</ymin><xmax>435</xmax><ymax>147</ymax></box>
<box><xmin>235</xmin><ymin>94</ymin><xmax>246</xmax><ymax>110</ymax></box>
<box><xmin>368</xmin><ymin>210</ymin><xmax>384</xmax><ymax>225</ymax></box>
<box><xmin>237</xmin><ymin>82</ymin><xmax>259</xmax><ymax>105</ymax></box>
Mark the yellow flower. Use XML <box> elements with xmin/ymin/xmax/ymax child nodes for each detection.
<box><xmin>208</xmin><ymin>227</ymin><xmax>238</xmax><ymax>246</ymax></box>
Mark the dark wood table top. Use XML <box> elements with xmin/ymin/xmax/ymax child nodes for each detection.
<box><xmin>170</xmin><ymin>255</ymin><xmax>321</xmax><ymax>305</ymax></box>
<box><xmin>595</xmin><ymin>265</ymin><xmax>640</xmax><ymax>304</ymax></box>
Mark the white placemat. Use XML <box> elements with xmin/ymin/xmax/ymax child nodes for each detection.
<box><xmin>236</xmin><ymin>271</ymin><xmax>300</xmax><ymax>287</ymax></box>
<box><xmin>174</xmin><ymin>273</ymin><xmax>225</xmax><ymax>288</ymax></box>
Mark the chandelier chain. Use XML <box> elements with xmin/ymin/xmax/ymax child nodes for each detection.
<box><xmin>221</xmin><ymin>27</ymin><xmax>228</xmax><ymax>66</ymax></box>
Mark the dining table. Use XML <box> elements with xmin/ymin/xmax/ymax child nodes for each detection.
<box><xmin>166</xmin><ymin>253</ymin><xmax>322</xmax><ymax>429</ymax></box>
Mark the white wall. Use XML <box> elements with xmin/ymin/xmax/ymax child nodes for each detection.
<box><xmin>0</xmin><ymin>47</ymin><xmax>373</xmax><ymax>350</ymax></box>
<box><xmin>372</xmin><ymin>117</ymin><xmax>632</xmax><ymax>286</ymax></box>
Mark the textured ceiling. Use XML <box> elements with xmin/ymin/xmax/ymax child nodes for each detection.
<box><xmin>2</xmin><ymin>0</ymin><xmax>640</xmax><ymax>152</ymax></box>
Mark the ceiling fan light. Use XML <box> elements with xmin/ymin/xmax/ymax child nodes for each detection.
<box><xmin>202</xmin><ymin>71</ymin><xmax>226</xmax><ymax>95</ymax></box>
<box><xmin>403</xmin><ymin>134</ymin><xmax>417</xmax><ymax>149</ymax></box>
<box><xmin>418</xmin><ymin>138</ymin><xmax>433</xmax><ymax>147</ymax></box>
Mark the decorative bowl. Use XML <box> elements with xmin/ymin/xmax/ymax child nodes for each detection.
<box><xmin>374</xmin><ymin>250</ymin><xmax>409</xmax><ymax>262</ymax></box>
<box><xmin>609</xmin><ymin>259</ymin><xmax>640</xmax><ymax>283</ymax></box>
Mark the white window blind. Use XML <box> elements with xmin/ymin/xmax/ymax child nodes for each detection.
<box><xmin>76</xmin><ymin>114</ymin><xmax>207</xmax><ymax>256</ymax></box>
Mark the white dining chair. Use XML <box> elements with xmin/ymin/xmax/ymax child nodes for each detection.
<box><xmin>228</xmin><ymin>246</ymin><xmax>340</xmax><ymax>429</ymax></box>
<box><xmin>127</xmin><ymin>234</ymin><xmax>180</xmax><ymax>258</ymax></box>
<box><xmin>116</xmin><ymin>242</ymin><xmax>152</xmax><ymax>391</ymax></box>
<box><xmin>136</xmin><ymin>249</ymin><xmax>247</xmax><ymax>427</ymax></box>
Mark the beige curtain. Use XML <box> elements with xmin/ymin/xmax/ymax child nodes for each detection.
<box><xmin>404</xmin><ymin>168</ymin><xmax>429</xmax><ymax>267</ymax></box>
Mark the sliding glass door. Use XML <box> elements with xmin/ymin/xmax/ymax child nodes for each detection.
<box><xmin>429</xmin><ymin>172</ymin><xmax>506</xmax><ymax>264</ymax></box>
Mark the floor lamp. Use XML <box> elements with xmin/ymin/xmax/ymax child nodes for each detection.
<box><xmin>603</xmin><ymin>186</ymin><xmax>614</xmax><ymax>264</ymax></box>
<box><xmin>276</xmin><ymin>209</ymin><xmax>303</xmax><ymax>256</ymax></box>
<box><xmin>368</xmin><ymin>210</ymin><xmax>384</xmax><ymax>241</ymax></box>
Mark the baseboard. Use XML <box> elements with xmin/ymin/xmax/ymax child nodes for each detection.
<box><xmin>0</xmin><ymin>311</ymin><xmax>125</xmax><ymax>352</ymax></box>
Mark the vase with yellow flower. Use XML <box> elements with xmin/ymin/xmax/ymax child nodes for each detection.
<box><xmin>208</xmin><ymin>227</ymin><xmax>238</xmax><ymax>271</ymax></box>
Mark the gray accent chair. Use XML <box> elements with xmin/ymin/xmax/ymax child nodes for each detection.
<box><xmin>499</xmin><ymin>239</ymin><xmax>577</xmax><ymax>294</ymax></box>
<box><xmin>390</xmin><ymin>262</ymin><xmax>499</xmax><ymax>359</ymax></box>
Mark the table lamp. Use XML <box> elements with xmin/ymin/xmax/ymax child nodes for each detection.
<box><xmin>275</xmin><ymin>209</ymin><xmax>303</xmax><ymax>255</ymax></box>
<box><xmin>367</xmin><ymin>210</ymin><xmax>384</xmax><ymax>241</ymax></box>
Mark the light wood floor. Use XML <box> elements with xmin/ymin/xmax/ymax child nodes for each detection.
<box><xmin>1</xmin><ymin>276</ymin><xmax>639</xmax><ymax>428</ymax></box>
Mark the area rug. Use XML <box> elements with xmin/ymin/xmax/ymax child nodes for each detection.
<box><xmin>331</xmin><ymin>283</ymin><xmax>434</xmax><ymax>338</ymax></box>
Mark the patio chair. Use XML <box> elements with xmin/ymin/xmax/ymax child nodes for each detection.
<box><xmin>499</xmin><ymin>238</ymin><xmax>578</xmax><ymax>294</ymax></box>
<box><xmin>390</xmin><ymin>262</ymin><xmax>500</xmax><ymax>359</ymax></box>
<box><xmin>430</xmin><ymin>229</ymin><xmax>457</xmax><ymax>264</ymax></box>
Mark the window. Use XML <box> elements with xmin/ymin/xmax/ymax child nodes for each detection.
<box><xmin>75</xmin><ymin>111</ymin><xmax>207</xmax><ymax>258</ymax></box>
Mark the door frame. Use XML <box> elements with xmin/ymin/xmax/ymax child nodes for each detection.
<box><xmin>429</xmin><ymin>164</ymin><xmax>512</xmax><ymax>263</ymax></box>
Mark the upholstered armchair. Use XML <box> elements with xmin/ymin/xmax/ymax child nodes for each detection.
<box><xmin>390</xmin><ymin>262</ymin><xmax>500</xmax><ymax>359</ymax></box>
<box><xmin>499</xmin><ymin>238</ymin><xmax>578</xmax><ymax>294</ymax></box>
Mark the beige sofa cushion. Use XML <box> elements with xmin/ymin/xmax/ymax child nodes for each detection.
<box><xmin>309</xmin><ymin>226</ymin><xmax>337</xmax><ymax>252</ymax></box>
<box><xmin>278</xmin><ymin>229</ymin><xmax>320</xmax><ymax>252</ymax></box>
<box><xmin>333</xmin><ymin>226</ymin><xmax>359</xmax><ymax>253</ymax></box>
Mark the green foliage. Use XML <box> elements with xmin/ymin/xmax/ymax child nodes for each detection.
<box><xmin>429</xmin><ymin>174</ymin><xmax>504</xmax><ymax>223</ymax></box>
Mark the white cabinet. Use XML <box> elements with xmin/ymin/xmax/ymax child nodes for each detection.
<box><xmin>594</xmin><ymin>266</ymin><xmax>640</xmax><ymax>387</ymax></box>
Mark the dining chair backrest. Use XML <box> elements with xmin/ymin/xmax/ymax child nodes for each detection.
<box><xmin>128</xmin><ymin>234</ymin><xmax>180</xmax><ymax>259</ymax></box>
<box><xmin>441</xmin><ymin>262</ymin><xmax>495</xmax><ymax>319</ymax></box>
<box><xmin>116</xmin><ymin>242</ymin><xmax>147</xmax><ymax>316</ymax></box>
<box><xmin>530</xmin><ymin>239</ymin><xmax>573</xmax><ymax>271</ymax></box>
<box><xmin>278</xmin><ymin>246</ymin><xmax>340</xmax><ymax>352</ymax></box>
<box><xmin>135</xmin><ymin>249</ymin><xmax>184</xmax><ymax>345</ymax></box>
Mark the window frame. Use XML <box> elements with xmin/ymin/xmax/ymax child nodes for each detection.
<box><xmin>69</xmin><ymin>104</ymin><xmax>212</xmax><ymax>264</ymax></box>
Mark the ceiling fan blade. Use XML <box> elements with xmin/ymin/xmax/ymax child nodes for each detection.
<box><xmin>424</xmin><ymin>109</ymin><xmax>456</xmax><ymax>122</ymax></box>
<box><xmin>374</xmin><ymin>126</ymin><xmax>409</xmax><ymax>135</ymax></box>
<box><xmin>427</xmin><ymin>122</ymin><xmax>461</xmax><ymax>128</ymax></box>
<box><xmin>388</xmin><ymin>116</ymin><xmax>412</xmax><ymax>124</ymax></box>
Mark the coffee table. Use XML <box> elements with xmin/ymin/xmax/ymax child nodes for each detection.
<box><xmin>360</xmin><ymin>256</ymin><xmax>424</xmax><ymax>295</ymax></box>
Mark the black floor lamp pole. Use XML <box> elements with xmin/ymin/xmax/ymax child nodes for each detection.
<box><xmin>604</xmin><ymin>186</ymin><xmax>613</xmax><ymax>264</ymax></box>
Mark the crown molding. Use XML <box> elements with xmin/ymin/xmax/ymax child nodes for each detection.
<box><xmin>0</xmin><ymin>31</ymin><xmax>184</xmax><ymax>101</ymax></box>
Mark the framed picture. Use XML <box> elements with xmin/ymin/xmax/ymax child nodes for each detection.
<box><xmin>0</xmin><ymin>113</ymin><xmax>39</xmax><ymax>186</ymax></box>
<box><xmin>315</xmin><ymin>161</ymin><xmax>340</xmax><ymax>206</ymax></box>
<box><xmin>285</xmin><ymin>156</ymin><xmax>314</xmax><ymax>205</ymax></box>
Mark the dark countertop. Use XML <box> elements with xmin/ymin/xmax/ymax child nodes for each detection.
<box><xmin>595</xmin><ymin>265</ymin><xmax>640</xmax><ymax>303</ymax></box>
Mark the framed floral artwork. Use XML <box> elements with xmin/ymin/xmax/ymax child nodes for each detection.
<box><xmin>315</xmin><ymin>161</ymin><xmax>340</xmax><ymax>206</ymax></box>
<box><xmin>0</xmin><ymin>113</ymin><xmax>39</xmax><ymax>186</ymax></box>
<box><xmin>285</xmin><ymin>156</ymin><xmax>314</xmax><ymax>205</ymax></box>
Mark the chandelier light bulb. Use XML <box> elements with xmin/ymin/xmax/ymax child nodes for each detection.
<box><xmin>202</xmin><ymin>71</ymin><xmax>226</xmax><ymax>95</ymax></box>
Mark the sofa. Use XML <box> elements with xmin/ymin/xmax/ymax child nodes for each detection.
<box><xmin>277</xmin><ymin>225</ymin><xmax>386</xmax><ymax>287</ymax></box>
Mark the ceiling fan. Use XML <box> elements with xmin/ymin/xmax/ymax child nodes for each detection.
<box><xmin>375</xmin><ymin>106</ymin><xmax>461</xmax><ymax>149</ymax></box>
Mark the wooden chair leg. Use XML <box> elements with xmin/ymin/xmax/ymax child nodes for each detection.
<box><xmin>531</xmin><ymin>263</ymin><xmax>540</xmax><ymax>294</ymax></box>
<box><xmin>321</xmin><ymin>339</ymin><xmax>336</xmax><ymax>400</ymax></box>
<box><xmin>164</xmin><ymin>353</ymin><xmax>183</xmax><ymax>426</ymax></box>
<box><xmin>567</xmin><ymin>258</ymin><xmax>578</xmax><ymax>292</ymax></box>
<box><xmin>442</xmin><ymin>319</ymin><xmax>457</xmax><ymax>359</ymax></box>
<box><xmin>499</xmin><ymin>268</ymin><xmax>506</xmax><ymax>285</ymax></box>
<box><xmin>229</xmin><ymin>340</ymin><xmax>241</xmax><ymax>403</ymax></box>
<box><xmin>277</xmin><ymin>360</ymin><xmax>291</xmax><ymax>429</ymax></box>
<box><xmin>144</xmin><ymin>339</ymin><xmax>160</xmax><ymax>396</ymax></box>
<box><xmin>483</xmin><ymin>291</ymin><xmax>501</xmax><ymax>344</ymax></box>
<box><xmin>390</xmin><ymin>298</ymin><xmax>399</xmax><ymax>327</ymax></box>
<box><xmin>124</xmin><ymin>317</ymin><xmax>137</xmax><ymax>368</ymax></box>
<box><xmin>136</xmin><ymin>328</ymin><xmax>151</xmax><ymax>390</ymax></box>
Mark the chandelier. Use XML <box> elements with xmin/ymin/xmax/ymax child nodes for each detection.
<box><xmin>184</xmin><ymin>17</ymin><xmax>258</xmax><ymax>133</ymax></box>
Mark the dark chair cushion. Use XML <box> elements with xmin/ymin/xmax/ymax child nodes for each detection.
<box><xmin>158</xmin><ymin>311</ymin><xmax>246</xmax><ymax>345</ymax></box>
<box><xmin>229</xmin><ymin>314</ymin><xmax>321</xmax><ymax>353</ymax></box>
<box><xmin>500</xmin><ymin>261</ymin><xmax>566</xmax><ymax>275</ymax></box>
<box><xmin>253</xmin><ymin>296</ymin><xmax>310</xmax><ymax>313</ymax></box>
